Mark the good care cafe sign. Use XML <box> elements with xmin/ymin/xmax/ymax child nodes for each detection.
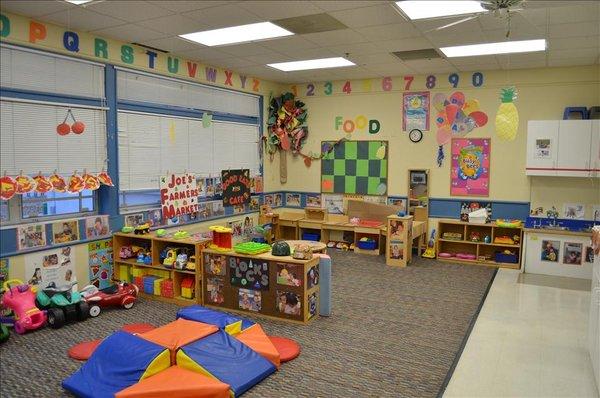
<box><xmin>160</xmin><ymin>173</ymin><xmax>199</xmax><ymax>219</ymax></box>
<box><xmin>0</xmin><ymin>12</ymin><xmax>262</xmax><ymax>93</ymax></box>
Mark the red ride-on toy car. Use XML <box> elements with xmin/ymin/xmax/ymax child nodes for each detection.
<box><xmin>80</xmin><ymin>282</ymin><xmax>139</xmax><ymax>317</ymax></box>
<box><xmin>1</xmin><ymin>279</ymin><xmax>47</xmax><ymax>334</ymax></box>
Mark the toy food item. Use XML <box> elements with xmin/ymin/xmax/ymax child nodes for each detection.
<box><xmin>272</xmin><ymin>240</ymin><xmax>291</xmax><ymax>256</ymax></box>
<box><xmin>456</xmin><ymin>253</ymin><xmax>476</xmax><ymax>260</ymax></box>
<box><xmin>0</xmin><ymin>175</ymin><xmax>17</xmax><ymax>200</ymax></box>
<box><xmin>121</xmin><ymin>226</ymin><xmax>134</xmax><ymax>233</ymax></box>
<box><xmin>173</xmin><ymin>230</ymin><xmax>189</xmax><ymax>239</ymax></box>
<box><xmin>67</xmin><ymin>173</ymin><xmax>84</xmax><ymax>193</ymax></box>
<box><xmin>15</xmin><ymin>175</ymin><xmax>35</xmax><ymax>194</ymax></box>
<box><xmin>496</xmin><ymin>87</ymin><xmax>519</xmax><ymax>141</ymax></box>
<box><xmin>156</xmin><ymin>229</ymin><xmax>166</xmax><ymax>237</ymax></box>
<box><xmin>71</xmin><ymin>121</ymin><xmax>85</xmax><ymax>135</ymax></box>
<box><xmin>97</xmin><ymin>171</ymin><xmax>114</xmax><ymax>186</ymax></box>
<box><xmin>438</xmin><ymin>252</ymin><xmax>453</xmax><ymax>258</ymax></box>
<box><xmin>469</xmin><ymin>232</ymin><xmax>480</xmax><ymax>242</ymax></box>
<box><xmin>57</xmin><ymin>122</ymin><xmax>70</xmax><ymax>136</ymax></box>
<box><xmin>83</xmin><ymin>172</ymin><xmax>100</xmax><ymax>190</ymax></box>
<box><xmin>292</xmin><ymin>244</ymin><xmax>312</xmax><ymax>260</ymax></box>
<box><xmin>494</xmin><ymin>236</ymin><xmax>514</xmax><ymax>245</ymax></box>
<box><xmin>495</xmin><ymin>219</ymin><xmax>522</xmax><ymax>228</ymax></box>
<box><xmin>33</xmin><ymin>174</ymin><xmax>53</xmax><ymax>193</ymax></box>
<box><xmin>50</xmin><ymin>173</ymin><xmax>67</xmax><ymax>192</ymax></box>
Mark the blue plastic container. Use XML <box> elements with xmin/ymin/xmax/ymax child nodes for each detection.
<box><xmin>302</xmin><ymin>232</ymin><xmax>321</xmax><ymax>241</ymax></box>
<box><xmin>357</xmin><ymin>240</ymin><xmax>377</xmax><ymax>250</ymax></box>
<box><xmin>495</xmin><ymin>252</ymin><xmax>518</xmax><ymax>263</ymax></box>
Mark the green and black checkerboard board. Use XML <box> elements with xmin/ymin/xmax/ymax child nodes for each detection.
<box><xmin>321</xmin><ymin>140</ymin><xmax>388</xmax><ymax>195</ymax></box>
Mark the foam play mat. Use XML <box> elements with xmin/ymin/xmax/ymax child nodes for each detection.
<box><xmin>63</xmin><ymin>306</ymin><xmax>293</xmax><ymax>397</ymax></box>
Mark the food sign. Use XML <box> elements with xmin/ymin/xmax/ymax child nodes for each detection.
<box><xmin>222</xmin><ymin>169</ymin><xmax>251</xmax><ymax>206</ymax></box>
<box><xmin>159</xmin><ymin>173</ymin><xmax>199</xmax><ymax>218</ymax></box>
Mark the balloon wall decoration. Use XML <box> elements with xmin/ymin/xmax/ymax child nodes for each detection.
<box><xmin>433</xmin><ymin>91</ymin><xmax>488</xmax><ymax>167</ymax></box>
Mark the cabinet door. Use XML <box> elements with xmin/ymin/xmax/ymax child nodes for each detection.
<box><xmin>590</xmin><ymin>120</ymin><xmax>600</xmax><ymax>177</ymax></box>
<box><xmin>557</xmin><ymin>120</ymin><xmax>592</xmax><ymax>176</ymax></box>
<box><xmin>526</xmin><ymin>120</ymin><xmax>559</xmax><ymax>175</ymax></box>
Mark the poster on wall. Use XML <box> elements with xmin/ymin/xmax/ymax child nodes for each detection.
<box><xmin>146</xmin><ymin>210</ymin><xmax>164</xmax><ymax>228</ymax></box>
<box><xmin>541</xmin><ymin>240</ymin><xmax>560</xmax><ymax>262</ymax></box>
<box><xmin>249</xmin><ymin>196</ymin><xmax>260</xmax><ymax>211</ymax></box>
<box><xmin>273</xmin><ymin>193</ymin><xmax>283</xmax><ymax>208</ymax></box>
<box><xmin>52</xmin><ymin>220</ymin><xmax>80</xmax><ymax>244</ymax></box>
<box><xmin>460</xmin><ymin>202</ymin><xmax>492</xmax><ymax>222</ymax></box>
<box><xmin>238</xmin><ymin>288</ymin><xmax>261</xmax><ymax>312</ymax></box>
<box><xmin>402</xmin><ymin>91</ymin><xmax>430</xmax><ymax>131</ymax></box>
<box><xmin>306</xmin><ymin>194</ymin><xmax>322</xmax><ymax>208</ymax></box>
<box><xmin>584</xmin><ymin>246</ymin><xmax>594</xmax><ymax>263</ymax></box>
<box><xmin>450</xmin><ymin>138</ymin><xmax>490</xmax><ymax>197</ymax></box>
<box><xmin>124</xmin><ymin>213</ymin><xmax>144</xmax><ymax>227</ymax></box>
<box><xmin>593</xmin><ymin>206</ymin><xmax>600</xmax><ymax>222</ymax></box>
<box><xmin>229</xmin><ymin>256</ymin><xmax>269</xmax><ymax>290</ymax></box>
<box><xmin>0</xmin><ymin>258</ymin><xmax>9</xmax><ymax>286</ymax></box>
<box><xmin>85</xmin><ymin>215</ymin><xmax>110</xmax><ymax>238</ymax></box>
<box><xmin>222</xmin><ymin>169</ymin><xmax>251</xmax><ymax>206</ymax></box>
<box><xmin>563</xmin><ymin>242</ymin><xmax>582</xmax><ymax>265</ymax></box>
<box><xmin>17</xmin><ymin>223</ymin><xmax>47</xmax><ymax>251</ymax></box>
<box><xmin>323</xmin><ymin>194</ymin><xmax>344</xmax><ymax>214</ymax></box>
<box><xmin>88</xmin><ymin>239</ymin><xmax>113</xmax><ymax>289</ymax></box>
<box><xmin>387</xmin><ymin>198</ymin><xmax>406</xmax><ymax>211</ymax></box>
<box><xmin>563</xmin><ymin>203</ymin><xmax>585</xmax><ymax>220</ymax></box>
<box><xmin>160</xmin><ymin>173</ymin><xmax>199</xmax><ymax>219</ymax></box>
<box><xmin>25</xmin><ymin>246</ymin><xmax>77</xmax><ymax>291</ymax></box>
<box><xmin>286</xmin><ymin>193</ymin><xmax>301</xmax><ymax>207</ymax></box>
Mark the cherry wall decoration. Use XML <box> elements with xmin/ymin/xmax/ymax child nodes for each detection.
<box><xmin>56</xmin><ymin>109</ymin><xmax>86</xmax><ymax>136</ymax></box>
<box><xmin>290</xmin><ymin>72</ymin><xmax>484</xmax><ymax>97</ymax></box>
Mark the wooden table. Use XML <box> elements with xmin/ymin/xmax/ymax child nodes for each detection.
<box><xmin>285</xmin><ymin>240</ymin><xmax>327</xmax><ymax>253</ymax></box>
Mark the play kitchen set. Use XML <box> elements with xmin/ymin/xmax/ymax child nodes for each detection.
<box><xmin>112</xmin><ymin>229</ymin><xmax>211</xmax><ymax>306</ymax></box>
<box><xmin>202</xmin><ymin>241</ymin><xmax>320</xmax><ymax>324</ymax></box>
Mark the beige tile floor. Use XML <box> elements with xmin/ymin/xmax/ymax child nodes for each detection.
<box><xmin>444</xmin><ymin>269</ymin><xmax>599</xmax><ymax>398</ymax></box>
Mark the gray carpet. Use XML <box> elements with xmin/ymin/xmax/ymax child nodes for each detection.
<box><xmin>0</xmin><ymin>251</ymin><xmax>496</xmax><ymax>398</ymax></box>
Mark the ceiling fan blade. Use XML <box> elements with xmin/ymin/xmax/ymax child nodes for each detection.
<box><xmin>425</xmin><ymin>15</ymin><xmax>479</xmax><ymax>33</ymax></box>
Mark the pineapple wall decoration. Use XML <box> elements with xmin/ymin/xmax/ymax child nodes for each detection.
<box><xmin>495</xmin><ymin>87</ymin><xmax>519</xmax><ymax>141</ymax></box>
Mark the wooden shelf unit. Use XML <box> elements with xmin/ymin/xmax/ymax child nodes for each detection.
<box><xmin>113</xmin><ymin>232</ymin><xmax>211</xmax><ymax>306</ymax></box>
<box><xmin>436</xmin><ymin>219</ymin><xmax>523</xmax><ymax>269</ymax></box>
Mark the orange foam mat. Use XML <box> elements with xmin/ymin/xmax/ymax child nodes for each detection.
<box><xmin>140</xmin><ymin>319</ymin><xmax>218</xmax><ymax>355</ymax></box>
<box><xmin>115</xmin><ymin>365</ymin><xmax>230</xmax><ymax>398</ymax></box>
<box><xmin>268</xmin><ymin>336</ymin><xmax>301</xmax><ymax>363</ymax></box>
<box><xmin>235</xmin><ymin>324</ymin><xmax>280</xmax><ymax>368</ymax></box>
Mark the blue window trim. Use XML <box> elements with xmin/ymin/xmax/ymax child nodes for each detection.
<box><xmin>0</xmin><ymin>87</ymin><xmax>105</xmax><ymax>108</ymax></box>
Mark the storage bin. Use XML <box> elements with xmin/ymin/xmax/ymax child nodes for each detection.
<box><xmin>153</xmin><ymin>278</ymin><xmax>164</xmax><ymax>296</ymax></box>
<box><xmin>118</xmin><ymin>266</ymin><xmax>131</xmax><ymax>282</ymax></box>
<box><xmin>143</xmin><ymin>275</ymin><xmax>159</xmax><ymax>295</ymax></box>
<box><xmin>357</xmin><ymin>240</ymin><xmax>377</xmax><ymax>250</ymax></box>
<box><xmin>133</xmin><ymin>276</ymin><xmax>144</xmax><ymax>291</ymax></box>
<box><xmin>302</xmin><ymin>232</ymin><xmax>320</xmax><ymax>241</ymax></box>
<box><xmin>495</xmin><ymin>252</ymin><xmax>518</xmax><ymax>263</ymax></box>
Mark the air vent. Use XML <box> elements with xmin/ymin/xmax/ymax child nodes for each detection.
<box><xmin>273</xmin><ymin>13</ymin><xmax>347</xmax><ymax>35</ymax></box>
<box><xmin>392</xmin><ymin>49</ymin><xmax>442</xmax><ymax>61</ymax></box>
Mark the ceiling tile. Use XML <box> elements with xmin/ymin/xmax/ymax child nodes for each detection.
<box><xmin>449</xmin><ymin>55</ymin><xmax>499</xmax><ymax>66</ymax></box>
<box><xmin>0</xmin><ymin>0</ymin><xmax>72</xmax><ymax>17</ymax></box>
<box><xmin>303</xmin><ymin>29</ymin><xmax>368</xmax><ymax>47</ymax></box>
<box><xmin>90</xmin><ymin>24</ymin><xmax>166</xmax><ymax>43</ymax></box>
<box><xmin>148</xmin><ymin>1</ymin><xmax>238</xmax><ymax>13</ymax></box>
<box><xmin>497</xmin><ymin>52</ymin><xmax>547</xmax><ymax>69</ymax></box>
<box><xmin>40</xmin><ymin>8</ymin><xmax>126</xmax><ymax>32</ymax></box>
<box><xmin>87</xmin><ymin>1</ymin><xmax>173</xmax><ymax>23</ymax></box>
<box><xmin>518</xmin><ymin>8</ymin><xmax>549</xmax><ymax>26</ymax></box>
<box><xmin>414</xmin><ymin>16</ymin><xmax>481</xmax><ymax>34</ymax></box>
<box><xmin>454</xmin><ymin>63</ymin><xmax>501</xmax><ymax>72</ymax></box>
<box><xmin>547</xmin><ymin>3</ymin><xmax>600</xmax><ymax>25</ymax></box>
<box><xmin>216</xmin><ymin>43</ymin><xmax>281</xmax><ymax>58</ymax></box>
<box><xmin>237</xmin><ymin>1</ymin><xmax>322</xmax><ymax>20</ymax></box>
<box><xmin>373</xmin><ymin>37</ymin><xmax>433</xmax><ymax>53</ymax></box>
<box><xmin>275</xmin><ymin>46</ymin><xmax>338</xmax><ymax>60</ymax></box>
<box><xmin>186</xmin><ymin>5</ymin><xmax>262</xmax><ymax>28</ymax></box>
<box><xmin>402</xmin><ymin>59</ymin><xmax>457</xmax><ymax>74</ymax></box>
<box><xmin>139</xmin><ymin>36</ymin><xmax>200</xmax><ymax>52</ymax></box>
<box><xmin>548</xmin><ymin>56</ymin><xmax>599</xmax><ymax>67</ymax></box>
<box><xmin>136</xmin><ymin>14</ymin><xmax>208</xmax><ymax>36</ymax></box>
<box><xmin>483</xmin><ymin>27</ymin><xmax>545</xmax><ymax>42</ymax></box>
<box><xmin>355</xmin><ymin>23</ymin><xmax>422</xmax><ymax>42</ymax></box>
<box><xmin>364</xmin><ymin>62</ymin><xmax>414</xmax><ymax>76</ymax></box>
<box><xmin>258</xmin><ymin>36</ymin><xmax>320</xmax><ymax>53</ymax></box>
<box><xmin>548</xmin><ymin>22</ymin><xmax>599</xmax><ymax>38</ymax></box>
<box><xmin>549</xmin><ymin>36</ymin><xmax>600</xmax><ymax>50</ymax></box>
<box><xmin>329</xmin><ymin>3</ymin><xmax>405</xmax><ymax>28</ymax></box>
<box><xmin>169</xmin><ymin>46</ymin><xmax>234</xmax><ymax>62</ymax></box>
<box><xmin>347</xmin><ymin>52</ymin><xmax>400</xmax><ymax>66</ymax></box>
<box><xmin>548</xmin><ymin>48</ymin><xmax>600</xmax><ymax>60</ymax></box>
<box><xmin>205</xmin><ymin>57</ymin><xmax>261</xmax><ymax>69</ymax></box>
<box><xmin>311</xmin><ymin>1</ymin><xmax>390</xmax><ymax>12</ymax></box>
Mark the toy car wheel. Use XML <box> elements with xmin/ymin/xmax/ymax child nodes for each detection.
<box><xmin>76</xmin><ymin>301</ymin><xmax>90</xmax><ymax>321</ymax></box>
<box><xmin>14</xmin><ymin>322</ymin><xmax>25</xmax><ymax>335</ymax></box>
<box><xmin>123</xmin><ymin>298</ymin><xmax>135</xmax><ymax>310</ymax></box>
<box><xmin>64</xmin><ymin>305</ymin><xmax>77</xmax><ymax>323</ymax></box>
<box><xmin>89</xmin><ymin>305</ymin><xmax>101</xmax><ymax>317</ymax></box>
<box><xmin>47</xmin><ymin>308</ymin><xmax>65</xmax><ymax>329</ymax></box>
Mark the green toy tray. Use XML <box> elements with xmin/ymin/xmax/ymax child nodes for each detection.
<box><xmin>233</xmin><ymin>242</ymin><xmax>272</xmax><ymax>255</ymax></box>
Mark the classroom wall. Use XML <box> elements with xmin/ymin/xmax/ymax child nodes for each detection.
<box><xmin>263</xmin><ymin>65</ymin><xmax>600</xmax><ymax>210</ymax></box>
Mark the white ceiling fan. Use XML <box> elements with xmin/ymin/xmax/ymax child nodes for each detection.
<box><xmin>423</xmin><ymin>0</ymin><xmax>526</xmax><ymax>37</ymax></box>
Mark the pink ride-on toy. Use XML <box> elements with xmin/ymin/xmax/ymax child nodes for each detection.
<box><xmin>1</xmin><ymin>279</ymin><xmax>47</xmax><ymax>334</ymax></box>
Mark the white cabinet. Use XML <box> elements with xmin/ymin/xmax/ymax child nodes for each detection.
<box><xmin>526</xmin><ymin>120</ymin><xmax>599</xmax><ymax>177</ymax></box>
<box><xmin>526</xmin><ymin>121</ymin><xmax>559</xmax><ymax>175</ymax></box>
<box><xmin>590</xmin><ymin>241</ymin><xmax>600</xmax><ymax>395</ymax></box>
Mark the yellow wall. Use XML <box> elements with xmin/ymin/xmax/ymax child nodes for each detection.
<box><xmin>264</xmin><ymin>65</ymin><xmax>600</xmax><ymax>207</ymax></box>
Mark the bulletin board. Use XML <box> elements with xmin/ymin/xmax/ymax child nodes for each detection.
<box><xmin>321</xmin><ymin>141</ymin><xmax>388</xmax><ymax>196</ymax></box>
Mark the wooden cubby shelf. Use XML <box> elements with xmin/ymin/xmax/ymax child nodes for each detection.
<box><xmin>436</xmin><ymin>219</ymin><xmax>523</xmax><ymax>269</ymax></box>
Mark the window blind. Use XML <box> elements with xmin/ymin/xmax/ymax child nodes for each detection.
<box><xmin>0</xmin><ymin>100</ymin><xmax>107</xmax><ymax>175</ymax></box>
<box><xmin>118</xmin><ymin>111</ymin><xmax>260</xmax><ymax>191</ymax></box>
<box><xmin>116</xmin><ymin>70</ymin><xmax>259</xmax><ymax>117</ymax></box>
<box><xmin>0</xmin><ymin>44</ymin><xmax>105</xmax><ymax>99</ymax></box>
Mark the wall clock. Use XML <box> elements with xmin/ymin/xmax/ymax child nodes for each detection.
<box><xmin>409</xmin><ymin>128</ymin><xmax>423</xmax><ymax>143</ymax></box>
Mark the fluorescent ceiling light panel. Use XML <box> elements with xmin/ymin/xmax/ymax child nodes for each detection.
<box><xmin>395</xmin><ymin>1</ymin><xmax>485</xmax><ymax>20</ymax></box>
<box><xmin>65</xmin><ymin>0</ymin><xmax>94</xmax><ymax>4</ymax></box>
<box><xmin>267</xmin><ymin>57</ymin><xmax>355</xmax><ymax>72</ymax></box>
<box><xmin>440</xmin><ymin>39</ymin><xmax>547</xmax><ymax>57</ymax></box>
<box><xmin>179</xmin><ymin>22</ymin><xmax>293</xmax><ymax>46</ymax></box>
